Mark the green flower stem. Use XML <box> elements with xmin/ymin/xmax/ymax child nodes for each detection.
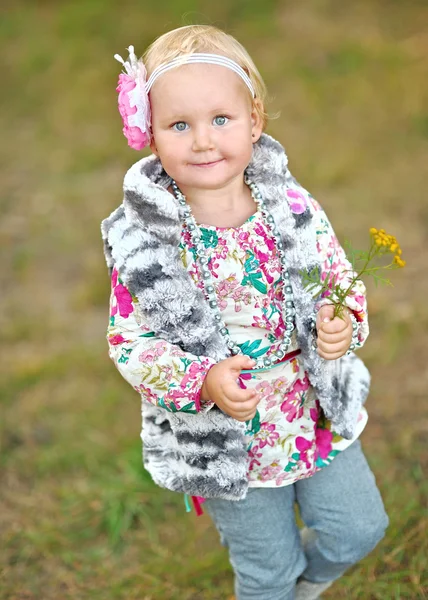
<box><xmin>332</xmin><ymin>242</ymin><xmax>383</xmax><ymax>318</ymax></box>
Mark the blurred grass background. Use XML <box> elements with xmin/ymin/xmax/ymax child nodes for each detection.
<box><xmin>1</xmin><ymin>1</ymin><xmax>427</xmax><ymax>598</ymax></box>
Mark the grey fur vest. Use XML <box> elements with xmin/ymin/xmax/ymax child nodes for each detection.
<box><xmin>101</xmin><ymin>133</ymin><xmax>370</xmax><ymax>500</ymax></box>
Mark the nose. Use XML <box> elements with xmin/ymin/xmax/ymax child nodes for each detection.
<box><xmin>191</xmin><ymin>125</ymin><xmax>215</xmax><ymax>152</ymax></box>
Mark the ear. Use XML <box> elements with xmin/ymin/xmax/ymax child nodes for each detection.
<box><xmin>250</xmin><ymin>98</ymin><xmax>264</xmax><ymax>143</ymax></box>
<box><xmin>150</xmin><ymin>136</ymin><xmax>159</xmax><ymax>157</ymax></box>
<box><xmin>149</xmin><ymin>130</ymin><xmax>159</xmax><ymax>156</ymax></box>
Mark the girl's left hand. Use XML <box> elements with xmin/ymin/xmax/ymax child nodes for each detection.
<box><xmin>316</xmin><ymin>304</ymin><xmax>353</xmax><ymax>360</ymax></box>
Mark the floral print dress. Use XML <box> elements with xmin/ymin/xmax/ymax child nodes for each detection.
<box><xmin>107</xmin><ymin>193</ymin><xmax>369</xmax><ymax>487</ymax></box>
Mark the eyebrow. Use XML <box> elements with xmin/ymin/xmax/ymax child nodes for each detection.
<box><xmin>162</xmin><ymin>107</ymin><xmax>235</xmax><ymax>122</ymax></box>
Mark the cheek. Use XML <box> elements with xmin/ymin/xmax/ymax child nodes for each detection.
<box><xmin>222</xmin><ymin>127</ymin><xmax>252</xmax><ymax>154</ymax></box>
<box><xmin>153</xmin><ymin>134</ymin><xmax>182</xmax><ymax>163</ymax></box>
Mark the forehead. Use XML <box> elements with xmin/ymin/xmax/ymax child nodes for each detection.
<box><xmin>149</xmin><ymin>63</ymin><xmax>251</xmax><ymax>117</ymax></box>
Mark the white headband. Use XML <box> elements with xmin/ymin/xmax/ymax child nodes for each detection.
<box><xmin>145</xmin><ymin>53</ymin><xmax>255</xmax><ymax>97</ymax></box>
<box><xmin>114</xmin><ymin>46</ymin><xmax>256</xmax><ymax>151</ymax></box>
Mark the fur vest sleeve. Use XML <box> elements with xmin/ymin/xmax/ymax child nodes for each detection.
<box><xmin>101</xmin><ymin>133</ymin><xmax>370</xmax><ymax>500</ymax></box>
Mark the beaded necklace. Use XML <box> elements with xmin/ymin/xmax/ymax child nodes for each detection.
<box><xmin>171</xmin><ymin>177</ymin><xmax>297</xmax><ymax>370</ymax></box>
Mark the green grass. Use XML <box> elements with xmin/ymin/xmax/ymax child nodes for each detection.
<box><xmin>1</xmin><ymin>1</ymin><xmax>428</xmax><ymax>598</ymax></box>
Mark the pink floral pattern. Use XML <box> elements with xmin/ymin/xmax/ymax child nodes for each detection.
<box><xmin>107</xmin><ymin>192</ymin><xmax>369</xmax><ymax>485</ymax></box>
<box><xmin>286</xmin><ymin>188</ymin><xmax>308</xmax><ymax>214</ymax></box>
<box><xmin>256</xmin><ymin>422</ymin><xmax>280</xmax><ymax>448</ymax></box>
<box><xmin>110</xmin><ymin>269</ymin><xmax>133</xmax><ymax>319</ymax></box>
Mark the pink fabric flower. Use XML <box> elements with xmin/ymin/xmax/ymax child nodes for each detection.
<box><xmin>136</xmin><ymin>384</ymin><xmax>159</xmax><ymax>405</ymax></box>
<box><xmin>280</xmin><ymin>396</ymin><xmax>304</xmax><ymax>423</ymax></box>
<box><xmin>110</xmin><ymin>269</ymin><xmax>133</xmax><ymax>318</ymax></box>
<box><xmin>257</xmin><ymin>422</ymin><xmax>280</xmax><ymax>448</ymax></box>
<box><xmin>315</xmin><ymin>428</ymin><xmax>333</xmax><ymax>460</ymax></box>
<box><xmin>280</xmin><ymin>375</ymin><xmax>310</xmax><ymax>422</ymax></box>
<box><xmin>181</xmin><ymin>361</ymin><xmax>209</xmax><ymax>387</ymax></box>
<box><xmin>138</xmin><ymin>341</ymin><xmax>168</xmax><ymax>364</ymax></box>
<box><xmin>286</xmin><ymin>189</ymin><xmax>308</xmax><ymax>214</ymax></box>
<box><xmin>114</xmin><ymin>282</ymin><xmax>133</xmax><ymax>318</ymax></box>
<box><xmin>254</xmin><ymin>223</ymin><xmax>275</xmax><ymax>251</ymax></box>
<box><xmin>214</xmin><ymin>237</ymin><xmax>228</xmax><ymax>260</ymax></box>
<box><xmin>117</xmin><ymin>74</ymin><xmax>137</xmax><ymax>117</ymax></box>
<box><xmin>248</xmin><ymin>444</ymin><xmax>262</xmax><ymax>471</ymax></box>
<box><xmin>271</xmin><ymin>376</ymin><xmax>289</xmax><ymax>394</ymax></box>
<box><xmin>265</xmin><ymin>394</ymin><xmax>277</xmax><ymax>410</ymax></box>
<box><xmin>260</xmin><ymin>463</ymin><xmax>283</xmax><ymax>482</ymax></box>
<box><xmin>116</xmin><ymin>70</ymin><xmax>150</xmax><ymax>150</ymax></box>
<box><xmin>255</xmin><ymin>381</ymin><xmax>274</xmax><ymax>395</ymax></box>
<box><xmin>310</xmin><ymin>407</ymin><xmax>319</xmax><ymax>422</ymax></box>
<box><xmin>167</xmin><ymin>388</ymin><xmax>191</xmax><ymax>409</ymax></box>
<box><xmin>238</xmin><ymin>372</ymin><xmax>252</xmax><ymax>389</ymax></box>
<box><xmin>295</xmin><ymin>436</ymin><xmax>313</xmax><ymax>469</ymax></box>
<box><xmin>138</xmin><ymin>348</ymin><xmax>157</xmax><ymax>365</ymax></box>
<box><xmin>108</xmin><ymin>334</ymin><xmax>126</xmax><ymax>346</ymax></box>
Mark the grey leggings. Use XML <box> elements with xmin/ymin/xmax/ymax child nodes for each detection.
<box><xmin>204</xmin><ymin>440</ymin><xmax>388</xmax><ymax>600</ymax></box>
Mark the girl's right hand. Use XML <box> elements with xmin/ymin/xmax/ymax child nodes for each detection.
<box><xmin>201</xmin><ymin>356</ymin><xmax>260</xmax><ymax>422</ymax></box>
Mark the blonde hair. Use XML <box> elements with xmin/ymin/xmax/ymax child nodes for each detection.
<box><xmin>143</xmin><ymin>25</ymin><xmax>269</xmax><ymax>130</ymax></box>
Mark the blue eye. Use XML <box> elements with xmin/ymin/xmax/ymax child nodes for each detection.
<box><xmin>172</xmin><ymin>122</ymin><xmax>188</xmax><ymax>131</ymax></box>
<box><xmin>213</xmin><ymin>116</ymin><xmax>228</xmax><ymax>126</ymax></box>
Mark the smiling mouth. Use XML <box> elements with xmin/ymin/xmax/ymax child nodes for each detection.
<box><xmin>190</xmin><ymin>159</ymin><xmax>224</xmax><ymax>168</ymax></box>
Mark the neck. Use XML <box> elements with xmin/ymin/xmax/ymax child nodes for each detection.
<box><xmin>170</xmin><ymin>175</ymin><xmax>256</xmax><ymax>227</ymax></box>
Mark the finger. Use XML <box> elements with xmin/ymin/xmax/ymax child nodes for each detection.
<box><xmin>317</xmin><ymin>319</ymin><xmax>352</xmax><ymax>336</ymax></box>
<box><xmin>318</xmin><ymin>318</ymin><xmax>351</xmax><ymax>335</ymax></box>
<box><xmin>317</xmin><ymin>339</ymin><xmax>349</xmax><ymax>356</ymax></box>
<box><xmin>222</xmin><ymin>382</ymin><xmax>258</xmax><ymax>403</ymax></box>
<box><xmin>221</xmin><ymin>398</ymin><xmax>258</xmax><ymax>421</ymax></box>
<box><xmin>317</xmin><ymin>328</ymin><xmax>352</xmax><ymax>344</ymax></box>
<box><xmin>234</xmin><ymin>410</ymin><xmax>257</xmax><ymax>422</ymax></box>
<box><xmin>316</xmin><ymin>304</ymin><xmax>335</xmax><ymax>329</ymax></box>
<box><xmin>317</xmin><ymin>349</ymin><xmax>346</xmax><ymax>361</ymax></box>
<box><xmin>230</xmin><ymin>404</ymin><xmax>257</xmax><ymax>419</ymax></box>
<box><xmin>227</xmin><ymin>355</ymin><xmax>257</xmax><ymax>374</ymax></box>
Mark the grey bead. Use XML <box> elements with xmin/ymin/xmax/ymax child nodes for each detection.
<box><xmin>280</xmin><ymin>339</ymin><xmax>290</xmax><ymax>350</ymax></box>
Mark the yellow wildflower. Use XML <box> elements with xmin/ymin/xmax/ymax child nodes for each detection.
<box><xmin>393</xmin><ymin>256</ymin><xmax>406</xmax><ymax>268</ymax></box>
<box><xmin>369</xmin><ymin>226</ymin><xmax>406</xmax><ymax>268</ymax></box>
<box><xmin>302</xmin><ymin>226</ymin><xmax>405</xmax><ymax>318</ymax></box>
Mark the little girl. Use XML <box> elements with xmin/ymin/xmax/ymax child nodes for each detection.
<box><xmin>103</xmin><ymin>25</ymin><xmax>388</xmax><ymax>600</ymax></box>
